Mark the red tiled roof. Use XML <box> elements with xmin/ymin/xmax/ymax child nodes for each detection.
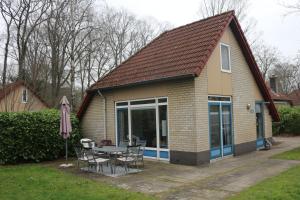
<box><xmin>289</xmin><ymin>89</ymin><xmax>300</xmax><ymax>106</ymax></box>
<box><xmin>0</xmin><ymin>81</ymin><xmax>49</xmax><ymax>108</ymax></box>
<box><xmin>266</xmin><ymin>82</ymin><xmax>292</xmax><ymax>104</ymax></box>
<box><xmin>270</xmin><ymin>91</ymin><xmax>292</xmax><ymax>102</ymax></box>
<box><xmin>78</xmin><ymin>11</ymin><xmax>279</xmax><ymax>121</ymax></box>
<box><xmin>89</xmin><ymin>11</ymin><xmax>234</xmax><ymax>91</ymax></box>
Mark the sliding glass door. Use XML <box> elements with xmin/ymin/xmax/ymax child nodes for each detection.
<box><xmin>208</xmin><ymin>96</ymin><xmax>233</xmax><ymax>159</ymax></box>
<box><xmin>116</xmin><ymin>98</ymin><xmax>169</xmax><ymax>160</ymax></box>
<box><xmin>131</xmin><ymin>108</ymin><xmax>156</xmax><ymax>148</ymax></box>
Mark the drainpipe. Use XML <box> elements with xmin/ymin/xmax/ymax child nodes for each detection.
<box><xmin>97</xmin><ymin>89</ymin><xmax>107</xmax><ymax>140</ymax></box>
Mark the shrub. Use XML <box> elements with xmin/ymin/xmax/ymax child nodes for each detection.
<box><xmin>273</xmin><ymin>107</ymin><xmax>300</xmax><ymax>136</ymax></box>
<box><xmin>0</xmin><ymin>109</ymin><xmax>81</xmax><ymax>164</ymax></box>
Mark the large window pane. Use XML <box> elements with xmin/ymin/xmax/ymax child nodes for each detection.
<box><xmin>159</xmin><ymin>105</ymin><xmax>168</xmax><ymax>149</ymax></box>
<box><xmin>209</xmin><ymin>105</ymin><xmax>221</xmax><ymax>148</ymax></box>
<box><xmin>117</xmin><ymin>108</ymin><xmax>128</xmax><ymax>145</ymax></box>
<box><xmin>222</xmin><ymin>105</ymin><xmax>232</xmax><ymax>146</ymax></box>
<box><xmin>131</xmin><ymin>109</ymin><xmax>157</xmax><ymax>148</ymax></box>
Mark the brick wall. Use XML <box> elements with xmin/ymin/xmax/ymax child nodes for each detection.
<box><xmin>81</xmin><ymin>79</ymin><xmax>198</xmax><ymax>152</ymax></box>
<box><xmin>80</xmin><ymin>95</ymin><xmax>106</xmax><ymax>143</ymax></box>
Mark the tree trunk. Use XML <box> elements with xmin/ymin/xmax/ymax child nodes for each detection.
<box><xmin>2</xmin><ymin>26</ymin><xmax>10</xmax><ymax>86</ymax></box>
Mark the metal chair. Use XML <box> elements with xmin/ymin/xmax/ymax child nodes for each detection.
<box><xmin>116</xmin><ymin>145</ymin><xmax>140</xmax><ymax>173</ymax></box>
<box><xmin>80</xmin><ymin>138</ymin><xmax>95</xmax><ymax>149</ymax></box>
<box><xmin>118</xmin><ymin>141</ymin><xmax>129</xmax><ymax>147</ymax></box>
<box><xmin>85</xmin><ymin>149</ymin><xmax>110</xmax><ymax>173</ymax></box>
<box><xmin>99</xmin><ymin>139</ymin><xmax>113</xmax><ymax>147</ymax></box>
<box><xmin>74</xmin><ymin>146</ymin><xmax>88</xmax><ymax>168</ymax></box>
<box><xmin>136</xmin><ymin>140</ymin><xmax>146</xmax><ymax>168</ymax></box>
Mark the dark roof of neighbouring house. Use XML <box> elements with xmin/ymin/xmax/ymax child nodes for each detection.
<box><xmin>0</xmin><ymin>81</ymin><xmax>49</xmax><ymax>108</ymax></box>
<box><xmin>77</xmin><ymin>11</ymin><xmax>280</xmax><ymax>121</ymax></box>
<box><xmin>270</xmin><ymin>90</ymin><xmax>293</xmax><ymax>104</ymax></box>
<box><xmin>266</xmin><ymin>83</ymin><xmax>293</xmax><ymax>105</ymax></box>
<box><xmin>289</xmin><ymin>89</ymin><xmax>300</xmax><ymax>106</ymax></box>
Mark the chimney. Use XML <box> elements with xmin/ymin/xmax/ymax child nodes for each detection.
<box><xmin>269</xmin><ymin>75</ymin><xmax>278</xmax><ymax>93</ymax></box>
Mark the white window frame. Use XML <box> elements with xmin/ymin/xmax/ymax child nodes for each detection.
<box><xmin>115</xmin><ymin>97</ymin><xmax>169</xmax><ymax>161</ymax></box>
<box><xmin>21</xmin><ymin>88</ymin><xmax>28</xmax><ymax>103</ymax></box>
<box><xmin>220</xmin><ymin>43</ymin><xmax>231</xmax><ymax>73</ymax></box>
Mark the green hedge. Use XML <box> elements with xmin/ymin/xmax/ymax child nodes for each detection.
<box><xmin>0</xmin><ymin>109</ymin><xmax>81</xmax><ymax>164</ymax></box>
<box><xmin>273</xmin><ymin>107</ymin><xmax>300</xmax><ymax>135</ymax></box>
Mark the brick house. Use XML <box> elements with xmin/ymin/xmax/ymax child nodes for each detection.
<box><xmin>77</xmin><ymin>11</ymin><xmax>279</xmax><ymax>165</ymax></box>
<box><xmin>0</xmin><ymin>81</ymin><xmax>49</xmax><ymax>112</ymax></box>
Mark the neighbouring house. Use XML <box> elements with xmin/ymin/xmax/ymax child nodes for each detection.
<box><xmin>267</xmin><ymin>76</ymin><xmax>293</xmax><ymax>107</ymax></box>
<box><xmin>77</xmin><ymin>11</ymin><xmax>279</xmax><ymax>165</ymax></box>
<box><xmin>0</xmin><ymin>81</ymin><xmax>49</xmax><ymax>112</ymax></box>
<box><xmin>289</xmin><ymin>88</ymin><xmax>300</xmax><ymax>106</ymax></box>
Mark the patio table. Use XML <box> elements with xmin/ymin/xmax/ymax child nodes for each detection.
<box><xmin>93</xmin><ymin>146</ymin><xmax>127</xmax><ymax>174</ymax></box>
<box><xmin>94</xmin><ymin>146</ymin><xmax>127</xmax><ymax>154</ymax></box>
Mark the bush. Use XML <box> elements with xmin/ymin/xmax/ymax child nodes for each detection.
<box><xmin>273</xmin><ymin>107</ymin><xmax>300</xmax><ymax>136</ymax></box>
<box><xmin>0</xmin><ymin>109</ymin><xmax>82</xmax><ymax>164</ymax></box>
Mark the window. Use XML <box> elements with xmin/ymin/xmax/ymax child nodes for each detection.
<box><xmin>208</xmin><ymin>96</ymin><xmax>231</xmax><ymax>102</ymax></box>
<box><xmin>220</xmin><ymin>43</ymin><xmax>231</xmax><ymax>72</ymax></box>
<box><xmin>22</xmin><ymin>89</ymin><xmax>28</xmax><ymax>103</ymax></box>
<box><xmin>116</xmin><ymin>97</ymin><xmax>169</xmax><ymax>160</ymax></box>
<box><xmin>130</xmin><ymin>99</ymin><xmax>155</xmax><ymax>105</ymax></box>
<box><xmin>116</xmin><ymin>102</ymin><xmax>128</xmax><ymax>106</ymax></box>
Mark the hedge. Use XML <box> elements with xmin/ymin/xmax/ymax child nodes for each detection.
<box><xmin>273</xmin><ymin>107</ymin><xmax>300</xmax><ymax>135</ymax></box>
<box><xmin>0</xmin><ymin>109</ymin><xmax>82</xmax><ymax>164</ymax></box>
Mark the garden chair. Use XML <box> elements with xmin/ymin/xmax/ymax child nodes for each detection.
<box><xmin>85</xmin><ymin>149</ymin><xmax>110</xmax><ymax>173</ymax></box>
<box><xmin>99</xmin><ymin>139</ymin><xmax>113</xmax><ymax>147</ymax></box>
<box><xmin>136</xmin><ymin>140</ymin><xmax>146</xmax><ymax>168</ymax></box>
<box><xmin>74</xmin><ymin>146</ymin><xmax>88</xmax><ymax>168</ymax></box>
<box><xmin>118</xmin><ymin>141</ymin><xmax>129</xmax><ymax>147</ymax></box>
<box><xmin>116</xmin><ymin>145</ymin><xmax>140</xmax><ymax>173</ymax></box>
<box><xmin>80</xmin><ymin>138</ymin><xmax>95</xmax><ymax>149</ymax></box>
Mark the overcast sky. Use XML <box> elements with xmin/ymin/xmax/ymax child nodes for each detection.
<box><xmin>0</xmin><ymin>0</ymin><xmax>299</xmax><ymax>59</ymax></box>
<box><xmin>103</xmin><ymin>0</ymin><xmax>300</xmax><ymax>58</ymax></box>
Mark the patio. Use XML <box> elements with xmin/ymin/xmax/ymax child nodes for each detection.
<box><xmin>61</xmin><ymin>136</ymin><xmax>300</xmax><ymax>200</ymax></box>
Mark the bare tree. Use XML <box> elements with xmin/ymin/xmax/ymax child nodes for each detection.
<box><xmin>67</xmin><ymin>0</ymin><xmax>94</xmax><ymax>110</ymax></box>
<box><xmin>281</xmin><ymin>0</ymin><xmax>300</xmax><ymax>15</ymax></box>
<box><xmin>0</xmin><ymin>1</ymin><xmax>16</xmax><ymax>86</ymax></box>
<box><xmin>254</xmin><ymin>43</ymin><xmax>279</xmax><ymax>80</ymax></box>
<box><xmin>0</xmin><ymin>1</ymin><xmax>169</xmax><ymax>109</ymax></box>
<box><xmin>271</xmin><ymin>60</ymin><xmax>300</xmax><ymax>94</ymax></box>
<box><xmin>25</xmin><ymin>26</ymin><xmax>50</xmax><ymax>92</ymax></box>
<box><xmin>2</xmin><ymin>0</ymin><xmax>50</xmax><ymax>80</ymax></box>
<box><xmin>197</xmin><ymin>0</ymin><xmax>258</xmax><ymax>45</ymax></box>
<box><xmin>46</xmin><ymin>0</ymin><xmax>73</xmax><ymax>106</ymax></box>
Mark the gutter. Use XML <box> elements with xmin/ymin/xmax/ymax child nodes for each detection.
<box><xmin>87</xmin><ymin>74</ymin><xmax>196</xmax><ymax>92</ymax></box>
<box><xmin>97</xmin><ymin>89</ymin><xmax>107</xmax><ymax>140</ymax></box>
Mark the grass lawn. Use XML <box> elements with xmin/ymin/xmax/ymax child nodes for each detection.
<box><xmin>229</xmin><ymin>165</ymin><xmax>300</xmax><ymax>200</ymax></box>
<box><xmin>0</xmin><ymin>164</ymin><xmax>155</xmax><ymax>200</ymax></box>
<box><xmin>271</xmin><ymin>147</ymin><xmax>300</xmax><ymax>160</ymax></box>
<box><xmin>229</xmin><ymin>147</ymin><xmax>300</xmax><ymax>200</ymax></box>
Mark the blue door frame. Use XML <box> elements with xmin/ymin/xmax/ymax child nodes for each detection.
<box><xmin>209</xmin><ymin>102</ymin><xmax>233</xmax><ymax>159</ymax></box>
<box><xmin>255</xmin><ymin>102</ymin><xmax>265</xmax><ymax>149</ymax></box>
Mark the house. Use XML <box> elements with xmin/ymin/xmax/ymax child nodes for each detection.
<box><xmin>267</xmin><ymin>76</ymin><xmax>293</xmax><ymax>107</ymax></box>
<box><xmin>0</xmin><ymin>81</ymin><xmax>49</xmax><ymax>112</ymax></box>
<box><xmin>77</xmin><ymin>11</ymin><xmax>279</xmax><ymax>165</ymax></box>
<box><xmin>289</xmin><ymin>88</ymin><xmax>300</xmax><ymax>106</ymax></box>
<box><xmin>269</xmin><ymin>91</ymin><xmax>293</xmax><ymax>107</ymax></box>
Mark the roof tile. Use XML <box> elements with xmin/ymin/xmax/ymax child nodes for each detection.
<box><xmin>90</xmin><ymin>11</ymin><xmax>234</xmax><ymax>90</ymax></box>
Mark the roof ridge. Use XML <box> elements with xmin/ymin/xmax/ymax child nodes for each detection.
<box><xmin>165</xmin><ymin>10</ymin><xmax>235</xmax><ymax>34</ymax></box>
